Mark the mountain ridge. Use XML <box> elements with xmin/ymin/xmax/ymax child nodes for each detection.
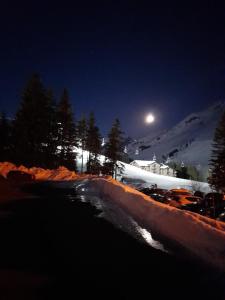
<box><xmin>127</xmin><ymin>101</ymin><xmax>225</xmax><ymax>180</ymax></box>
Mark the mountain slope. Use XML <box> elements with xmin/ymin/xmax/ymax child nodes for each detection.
<box><xmin>127</xmin><ymin>102</ymin><xmax>225</xmax><ymax>179</ymax></box>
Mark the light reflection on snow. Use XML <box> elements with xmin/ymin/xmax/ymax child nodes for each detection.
<box><xmin>79</xmin><ymin>195</ymin><xmax>87</xmax><ymax>203</ymax></box>
<box><xmin>74</xmin><ymin>183</ymin><xmax>87</xmax><ymax>194</ymax></box>
<box><xmin>73</xmin><ymin>181</ymin><xmax>168</xmax><ymax>253</ymax></box>
<box><xmin>136</xmin><ymin>227</ymin><xmax>167</xmax><ymax>252</ymax></box>
<box><xmin>75</xmin><ymin>183</ymin><xmax>85</xmax><ymax>190</ymax></box>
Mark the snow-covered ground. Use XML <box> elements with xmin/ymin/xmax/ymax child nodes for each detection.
<box><xmin>0</xmin><ymin>150</ymin><xmax>211</xmax><ymax>194</ymax></box>
<box><xmin>121</xmin><ymin>162</ymin><xmax>211</xmax><ymax>193</ymax></box>
<box><xmin>74</xmin><ymin>180</ymin><xmax>167</xmax><ymax>252</ymax></box>
<box><xmin>0</xmin><ymin>160</ymin><xmax>222</xmax><ymax>270</ymax></box>
<box><xmin>127</xmin><ymin>101</ymin><xmax>225</xmax><ymax>180</ymax></box>
<box><xmin>76</xmin><ymin>148</ymin><xmax>105</xmax><ymax>173</ymax></box>
<box><xmin>0</xmin><ymin>162</ymin><xmax>78</xmax><ymax>181</ymax></box>
<box><xmin>80</xmin><ymin>177</ymin><xmax>225</xmax><ymax>270</ymax></box>
<box><xmin>76</xmin><ymin>149</ymin><xmax>211</xmax><ymax>193</ymax></box>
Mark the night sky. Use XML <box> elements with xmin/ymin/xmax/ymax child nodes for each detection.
<box><xmin>0</xmin><ymin>1</ymin><xmax>225</xmax><ymax>137</ymax></box>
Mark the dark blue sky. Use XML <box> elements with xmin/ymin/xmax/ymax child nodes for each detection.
<box><xmin>0</xmin><ymin>1</ymin><xmax>225</xmax><ymax>137</ymax></box>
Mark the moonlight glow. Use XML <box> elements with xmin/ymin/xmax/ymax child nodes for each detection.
<box><xmin>145</xmin><ymin>114</ymin><xmax>155</xmax><ymax>124</ymax></box>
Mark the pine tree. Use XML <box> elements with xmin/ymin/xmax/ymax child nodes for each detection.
<box><xmin>44</xmin><ymin>89</ymin><xmax>59</xmax><ymax>168</ymax></box>
<box><xmin>169</xmin><ymin>162</ymin><xmax>189</xmax><ymax>179</ymax></box>
<box><xmin>187</xmin><ymin>165</ymin><xmax>200</xmax><ymax>181</ymax></box>
<box><xmin>103</xmin><ymin>119</ymin><xmax>124</xmax><ymax>178</ymax></box>
<box><xmin>13</xmin><ymin>73</ymin><xmax>55</xmax><ymax>167</ymax></box>
<box><xmin>57</xmin><ymin>88</ymin><xmax>77</xmax><ymax>170</ymax></box>
<box><xmin>77</xmin><ymin>116</ymin><xmax>87</xmax><ymax>173</ymax></box>
<box><xmin>208</xmin><ymin>111</ymin><xmax>225</xmax><ymax>191</ymax></box>
<box><xmin>120</xmin><ymin>145</ymin><xmax>130</xmax><ymax>163</ymax></box>
<box><xmin>86</xmin><ymin>112</ymin><xmax>101</xmax><ymax>174</ymax></box>
<box><xmin>176</xmin><ymin>166</ymin><xmax>189</xmax><ymax>179</ymax></box>
<box><xmin>0</xmin><ymin>112</ymin><xmax>12</xmax><ymax>162</ymax></box>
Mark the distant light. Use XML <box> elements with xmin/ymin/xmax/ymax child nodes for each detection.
<box><xmin>145</xmin><ymin>113</ymin><xmax>155</xmax><ymax>124</ymax></box>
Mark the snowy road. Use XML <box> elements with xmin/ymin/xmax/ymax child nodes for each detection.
<box><xmin>0</xmin><ymin>181</ymin><xmax>224</xmax><ymax>299</ymax></box>
<box><xmin>79</xmin><ymin>177</ymin><xmax>225</xmax><ymax>271</ymax></box>
<box><xmin>46</xmin><ymin>180</ymin><xmax>225</xmax><ymax>298</ymax></box>
<box><xmin>0</xmin><ymin>181</ymin><xmax>225</xmax><ymax>300</ymax></box>
<box><xmin>74</xmin><ymin>182</ymin><xmax>168</xmax><ymax>253</ymax></box>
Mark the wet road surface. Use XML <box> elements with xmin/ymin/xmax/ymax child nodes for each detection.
<box><xmin>0</xmin><ymin>182</ymin><xmax>224</xmax><ymax>299</ymax></box>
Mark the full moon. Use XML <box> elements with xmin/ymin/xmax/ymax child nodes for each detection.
<box><xmin>145</xmin><ymin>113</ymin><xmax>155</xmax><ymax>124</ymax></box>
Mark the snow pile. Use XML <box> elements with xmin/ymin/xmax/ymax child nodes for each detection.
<box><xmin>87</xmin><ymin>177</ymin><xmax>225</xmax><ymax>270</ymax></box>
<box><xmin>29</xmin><ymin>166</ymin><xmax>77</xmax><ymax>180</ymax></box>
<box><xmin>0</xmin><ymin>162</ymin><xmax>18</xmax><ymax>177</ymax></box>
<box><xmin>0</xmin><ymin>162</ymin><xmax>78</xmax><ymax>181</ymax></box>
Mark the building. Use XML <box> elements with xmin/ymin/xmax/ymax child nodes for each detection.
<box><xmin>159</xmin><ymin>163</ymin><xmax>176</xmax><ymax>177</ymax></box>
<box><xmin>130</xmin><ymin>160</ymin><xmax>176</xmax><ymax>177</ymax></box>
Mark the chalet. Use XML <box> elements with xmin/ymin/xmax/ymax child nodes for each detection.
<box><xmin>130</xmin><ymin>159</ymin><xmax>176</xmax><ymax>177</ymax></box>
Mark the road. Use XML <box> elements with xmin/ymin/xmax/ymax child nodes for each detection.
<box><xmin>0</xmin><ymin>182</ymin><xmax>224</xmax><ymax>299</ymax></box>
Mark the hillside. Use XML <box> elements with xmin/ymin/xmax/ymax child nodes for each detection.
<box><xmin>127</xmin><ymin>102</ymin><xmax>225</xmax><ymax>180</ymax></box>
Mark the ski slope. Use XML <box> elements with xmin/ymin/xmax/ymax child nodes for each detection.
<box><xmin>127</xmin><ymin>101</ymin><xmax>225</xmax><ymax>180</ymax></box>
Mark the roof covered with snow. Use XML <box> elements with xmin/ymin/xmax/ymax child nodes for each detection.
<box><xmin>131</xmin><ymin>160</ymin><xmax>156</xmax><ymax>166</ymax></box>
<box><xmin>160</xmin><ymin>164</ymin><xmax>169</xmax><ymax>169</ymax></box>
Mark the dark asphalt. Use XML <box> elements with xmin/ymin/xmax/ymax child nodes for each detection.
<box><xmin>0</xmin><ymin>182</ymin><xmax>224</xmax><ymax>299</ymax></box>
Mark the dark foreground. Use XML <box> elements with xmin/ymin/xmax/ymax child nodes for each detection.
<box><xmin>0</xmin><ymin>183</ymin><xmax>224</xmax><ymax>299</ymax></box>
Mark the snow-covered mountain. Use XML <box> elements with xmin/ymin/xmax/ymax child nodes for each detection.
<box><xmin>127</xmin><ymin>101</ymin><xmax>225</xmax><ymax>179</ymax></box>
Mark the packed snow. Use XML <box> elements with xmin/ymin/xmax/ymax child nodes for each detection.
<box><xmin>0</xmin><ymin>162</ymin><xmax>78</xmax><ymax>181</ymax></box>
<box><xmin>84</xmin><ymin>177</ymin><xmax>225</xmax><ymax>270</ymax></box>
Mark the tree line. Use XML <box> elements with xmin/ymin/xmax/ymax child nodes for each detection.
<box><xmin>167</xmin><ymin>162</ymin><xmax>202</xmax><ymax>181</ymax></box>
<box><xmin>208</xmin><ymin>109</ymin><xmax>225</xmax><ymax>192</ymax></box>
<box><xmin>2</xmin><ymin>73</ymin><xmax>225</xmax><ymax>190</ymax></box>
<box><xmin>0</xmin><ymin>73</ymin><xmax>126</xmax><ymax>177</ymax></box>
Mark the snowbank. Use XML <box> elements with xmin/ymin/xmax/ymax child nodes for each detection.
<box><xmin>87</xmin><ymin>177</ymin><xmax>225</xmax><ymax>270</ymax></box>
<box><xmin>0</xmin><ymin>162</ymin><xmax>78</xmax><ymax>181</ymax></box>
<box><xmin>122</xmin><ymin>163</ymin><xmax>211</xmax><ymax>193</ymax></box>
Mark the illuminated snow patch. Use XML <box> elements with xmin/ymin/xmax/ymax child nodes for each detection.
<box><xmin>73</xmin><ymin>180</ymin><xmax>168</xmax><ymax>252</ymax></box>
<box><xmin>137</xmin><ymin>227</ymin><xmax>167</xmax><ymax>252</ymax></box>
